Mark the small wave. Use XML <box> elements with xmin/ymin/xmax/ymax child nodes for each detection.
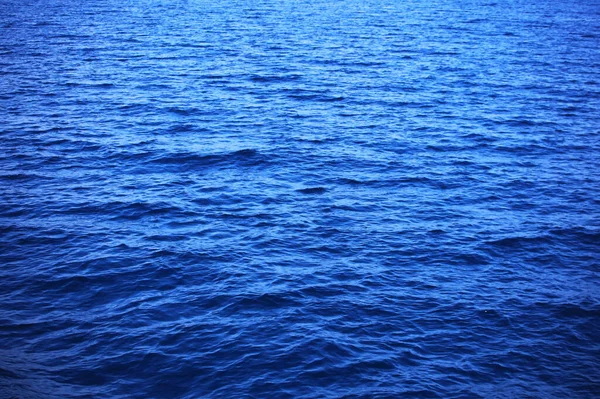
<box><xmin>336</xmin><ymin>178</ymin><xmax>363</xmax><ymax>185</ymax></box>
<box><xmin>335</xmin><ymin>176</ymin><xmax>434</xmax><ymax>188</ymax></box>
<box><xmin>296</xmin><ymin>187</ymin><xmax>327</xmax><ymax>195</ymax></box>
<box><xmin>0</xmin><ymin>173</ymin><xmax>44</xmax><ymax>181</ymax></box>
<box><xmin>118</xmin><ymin>149</ymin><xmax>270</xmax><ymax>171</ymax></box>
<box><xmin>165</xmin><ymin>107</ymin><xmax>200</xmax><ymax>116</ymax></box>
<box><xmin>249</xmin><ymin>74</ymin><xmax>302</xmax><ymax>83</ymax></box>
<box><xmin>485</xmin><ymin>235</ymin><xmax>552</xmax><ymax>248</ymax></box>
<box><xmin>215</xmin><ymin>292</ymin><xmax>303</xmax><ymax>315</ymax></box>
<box><xmin>63</xmin><ymin>81</ymin><xmax>115</xmax><ymax>88</ymax></box>
<box><xmin>145</xmin><ymin>234</ymin><xmax>188</xmax><ymax>242</ymax></box>
<box><xmin>58</xmin><ymin>200</ymin><xmax>188</xmax><ymax>221</ymax></box>
<box><xmin>48</xmin><ymin>34</ymin><xmax>91</xmax><ymax>39</ymax></box>
<box><xmin>549</xmin><ymin>227</ymin><xmax>600</xmax><ymax>245</ymax></box>
<box><xmin>166</xmin><ymin>123</ymin><xmax>196</xmax><ymax>133</ymax></box>
<box><xmin>287</xmin><ymin>93</ymin><xmax>345</xmax><ymax>102</ymax></box>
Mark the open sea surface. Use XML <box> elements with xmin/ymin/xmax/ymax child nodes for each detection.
<box><xmin>1</xmin><ymin>0</ymin><xmax>599</xmax><ymax>397</ymax></box>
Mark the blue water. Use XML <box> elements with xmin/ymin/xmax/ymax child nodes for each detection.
<box><xmin>1</xmin><ymin>0</ymin><xmax>600</xmax><ymax>397</ymax></box>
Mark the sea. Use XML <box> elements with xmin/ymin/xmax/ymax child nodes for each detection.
<box><xmin>1</xmin><ymin>0</ymin><xmax>599</xmax><ymax>398</ymax></box>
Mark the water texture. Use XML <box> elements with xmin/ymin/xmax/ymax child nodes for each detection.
<box><xmin>1</xmin><ymin>0</ymin><xmax>599</xmax><ymax>397</ymax></box>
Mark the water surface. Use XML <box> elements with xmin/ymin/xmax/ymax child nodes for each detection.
<box><xmin>1</xmin><ymin>0</ymin><xmax>599</xmax><ymax>398</ymax></box>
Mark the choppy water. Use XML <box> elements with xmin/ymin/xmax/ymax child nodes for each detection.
<box><xmin>1</xmin><ymin>0</ymin><xmax>600</xmax><ymax>397</ymax></box>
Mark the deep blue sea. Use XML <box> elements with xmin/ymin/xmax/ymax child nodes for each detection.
<box><xmin>1</xmin><ymin>0</ymin><xmax>600</xmax><ymax>398</ymax></box>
